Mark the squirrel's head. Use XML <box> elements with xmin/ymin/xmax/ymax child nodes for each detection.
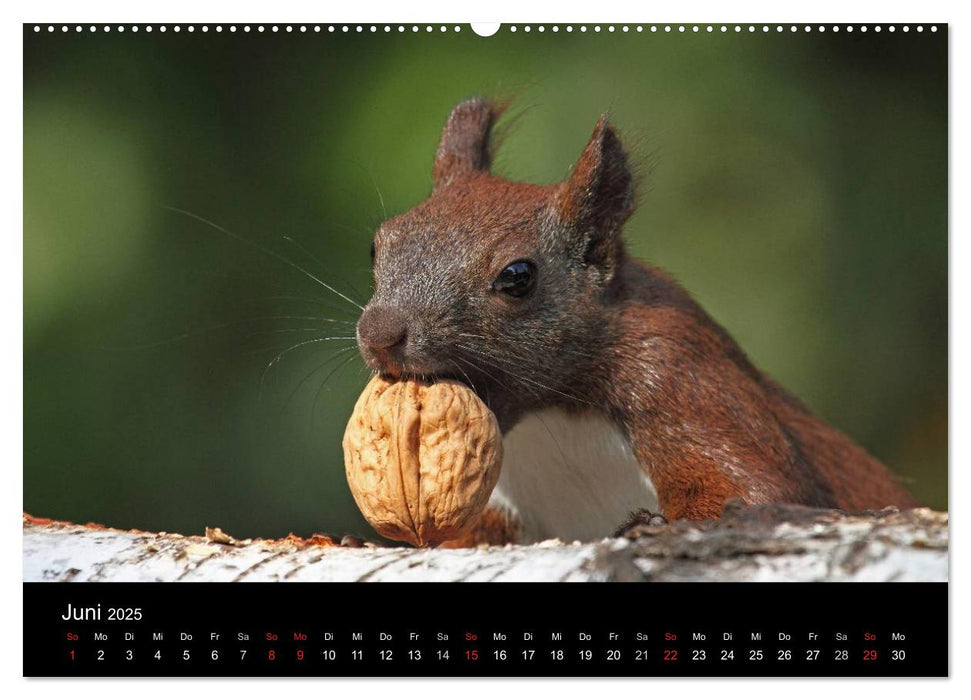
<box><xmin>357</xmin><ymin>98</ymin><xmax>635</xmax><ymax>424</ymax></box>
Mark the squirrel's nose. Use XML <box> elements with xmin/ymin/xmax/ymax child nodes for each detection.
<box><xmin>357</xmin><ymin>305</ymin><xmax>408</xmax><ymax>356</ymax></box>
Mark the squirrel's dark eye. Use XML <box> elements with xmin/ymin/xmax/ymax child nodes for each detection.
<box><xmin>493</xmin><ymin>260</ymin><xmax>537</xmax><ymax>298</ymax></box>
<box><xmin>369</xmin><ymin>241</ymin><xmax>376</xmax><ymax>262</ymax></box>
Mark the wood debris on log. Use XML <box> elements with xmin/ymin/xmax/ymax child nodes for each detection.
<box><xmin>22</xmin><ymin>502</ymin><xmax>947</xmax><ymax>583</ymax></box>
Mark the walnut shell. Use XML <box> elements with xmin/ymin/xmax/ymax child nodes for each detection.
<box><xmin>342</xmin><ymin>376</ymin><xmax>502</xmax><ymax>547</ymax></box>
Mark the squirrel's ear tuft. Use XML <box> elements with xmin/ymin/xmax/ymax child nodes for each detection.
<box><xmin>554</xmin><ymin>115</ymin><xmax>634</xmax><ymax>263</ymax></box>
<box><xmin>433</xmin><ymin>98</ymin><xmax>500</xmax><ymax>191</ymax></box>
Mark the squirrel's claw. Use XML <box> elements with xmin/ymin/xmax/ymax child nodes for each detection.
<box><xmin>613</xmin><ymin>508</ymin><xmax>669</xmax><ymax>539</ymax></box>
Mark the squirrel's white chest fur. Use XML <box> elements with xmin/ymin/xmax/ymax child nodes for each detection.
<box><xmin>490</xmin><ymin>408</ymin><xmax>658</xmax><ymax>543</ymax></box>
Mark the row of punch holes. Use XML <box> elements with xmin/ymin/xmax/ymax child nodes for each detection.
<box><xmin>33</xmin><ymin>24</ymin><xmax>939</xmax><ymax>35</ymax></box>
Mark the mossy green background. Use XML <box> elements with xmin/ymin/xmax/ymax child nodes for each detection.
<box><xmin>24</xmin><ymin>25</ymin><xmax>947</xmax><ymax>539</ymax></box>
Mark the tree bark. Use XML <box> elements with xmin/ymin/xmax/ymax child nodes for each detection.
<box><xmin>22</xmin><ymin>502</ymin><xmax>947</xmax><ymax>583</ymax></box>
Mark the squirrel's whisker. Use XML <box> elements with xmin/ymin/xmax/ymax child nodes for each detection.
<box><xmin>246</xmin><ymin>295</ymin><xmax>362</xmax><ymax>319</ymax></box>
<box><xmin>279</xmin><ymin>345</ymin><xmax>360</xmax><ymax>420</ymax></box>
<box><xmin>259</xmin><ymin>336</ymin><xmax>358</xmax><ymax>402</ymax></box>
<box><xmin>103</xmin><ymin>315</ymin><xmax>356</xmax><ymax>351</ymax></box>
<box><xmin>163</xmin><ymin>205</ymin><xmax>364</xmax><ymax>312</ymax></box>
<box><xmin>283</xmin><ymin>235</ymin><xmax>368</xmax><ymax>306</ymax></box>
<box><xmin>310</xmin><ymin>350</ymin><xmax>361</xmax><ymax>428</ymax></box>
<box><xmin>454</xmin><ymin>345</ymin><xmax>542</xmax><ymax>401</ymax></box>
<box><xmin>243</xmin><ymin>326</ymin><xmax>355</xmax><ymax>340</ymax></box>
<box><xmin>456</xmin><ymin>343</ymin><xmax>594</xmax><ymax>407</ymax></box>
<box><xmin>458</xmin><ymin>332</ymin><xmax>601</xmax><ymax>362</ymax></box>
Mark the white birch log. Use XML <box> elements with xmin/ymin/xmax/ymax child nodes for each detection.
<box><xmin>22</xmin><ymin>503</ymin><xmax>947</xmax><ymax>583</ymax></box>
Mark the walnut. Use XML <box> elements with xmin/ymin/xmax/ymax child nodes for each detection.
<box><xmin>342</xmin><ymin>376</ymin><xmax>502</xmax><ymax>547</ymax></box>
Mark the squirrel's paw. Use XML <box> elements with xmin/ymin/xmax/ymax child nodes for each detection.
<box><xmin>613</xmin><ymin>508</ymin><xmax>669</xmax><ymax>538</ymax></box>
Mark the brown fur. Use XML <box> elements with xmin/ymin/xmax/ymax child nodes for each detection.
<box><xmin>359</xmin><ymin>98</ymin><xmax>918</xmax><ymax>528</ymax></box>
<box><xmin>601</xmin><ymin>259</ymin><xmax>917</xmax><ymax>519</ymax></box>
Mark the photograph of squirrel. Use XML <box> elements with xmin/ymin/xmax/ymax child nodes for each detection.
<box><xmin>355</xmin><ymin>98</ymin><xmax>919</xmax><ymax>545</ymax></box>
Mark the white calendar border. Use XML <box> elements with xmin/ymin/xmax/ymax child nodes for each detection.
<box><xmin>3</xmin><ymin>0</ymin><xmax>962</xmax><ymax>696</ymax></box>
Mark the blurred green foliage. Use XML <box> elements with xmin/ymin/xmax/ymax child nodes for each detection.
<box><xmin>24</xmin><ymin>26</ymin><xmax>947</xmax><ymax>538</ymax></box>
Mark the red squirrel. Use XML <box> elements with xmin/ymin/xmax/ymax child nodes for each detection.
<box><xmin>355</xmin><ymin>98</ymin><xmax>918</xmax><ymax>544</ymax></box>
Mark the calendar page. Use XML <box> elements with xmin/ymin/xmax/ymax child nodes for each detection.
<box><xmin>22</xmin><ymin>19</ymin><xmax>948</xmax><ymax>677</ymax></box>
